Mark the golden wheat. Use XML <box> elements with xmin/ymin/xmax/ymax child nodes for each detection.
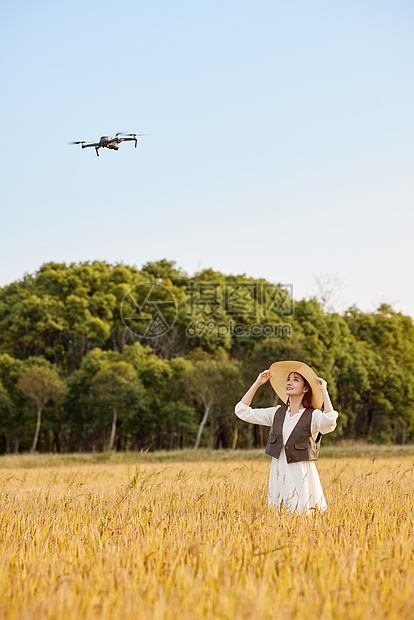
<box><xmin>0</xmin><ymin>456</ymin><xmax>413</xmax><ymax>619</ymax></box>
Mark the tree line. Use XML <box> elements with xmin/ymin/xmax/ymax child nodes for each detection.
<box><xmin>0</xmin><ymin>259</ymin><xmax>413</xmax><ymax>453</ymax></box>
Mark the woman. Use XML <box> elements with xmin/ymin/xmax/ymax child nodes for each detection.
<box><xmin>235</xmin><ymin>360</ymin><xmax>338</xmax><ymax>514</ymax></box>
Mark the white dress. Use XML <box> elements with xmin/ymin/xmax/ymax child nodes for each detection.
<box><xmin>235</xmin><ymin>402</ymin><xmax>338</xmax><ymax>515</ymax></box>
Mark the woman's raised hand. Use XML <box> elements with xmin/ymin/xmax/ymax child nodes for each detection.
<box><xmin>255</xmin><ymin>370</ymin><xmax>271</xmax><ymax>385</ymax></box>
<box><xmin>316</xmin><ymin>377</ymin><xmax>327</xmax><ymax>392</ymax></box>
<box><xmin>240</xmin><ymin>370</ymin><xmax>271</xmax><ymax>406</ymax></box>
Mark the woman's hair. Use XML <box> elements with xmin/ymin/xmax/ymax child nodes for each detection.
<box><xmin>286</xmin><ymin>372</ymin><xmax>313</xmax><ymax>408</ymax></box>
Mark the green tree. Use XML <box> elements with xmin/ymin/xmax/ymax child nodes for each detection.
<box><xmin>16</xmin><ymin>365</ymin><xmax>67</xmax><ymax>451</ymax></box>
<box><xmin>0</xmin><ymin>353</ymin><xmax>26</xmax><ymax>452</ymax></box>
<box><xmin>64</xmin><ymin>348</ymin><xmax>128</xmax><ymax>451</ymax></box>
<box><xmin>344</xmin><ymin>304</ymin><xmax>414</xmax><ymax>442</ymax></box>
<box><xmin>158</xmin><ymin>402</ymin><xmax>198</xmax><ymax>449</ymax></box>
<box><xmin>141</xmin><ymin>259</ymin><xmax>189</xmax><ymax>287</ymax></box>
<box><xmin>0</xmin><ymin>380</ymin><xmax>13</xmax><ymax>452</ymax></box>
<box><xmin>91</xmin><ymin>360</ymin><xmax>141</xmax><ymax>450</ymax></box>
<box><xmin>186</xmin><ymin>350</ymin><xmax>242</xmax><ymax>449</ymax></box>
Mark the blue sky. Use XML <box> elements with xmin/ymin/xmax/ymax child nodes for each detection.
<box><xmin>1</xmin><ymin>0</ymin><xmax>413</xmax><ymax>315</ymax></box>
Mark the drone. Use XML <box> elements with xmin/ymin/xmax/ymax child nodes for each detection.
<box><xmin>69</xmin><ymin>132</ymin><xmax>144</xmax><ymax>156</ymax></box>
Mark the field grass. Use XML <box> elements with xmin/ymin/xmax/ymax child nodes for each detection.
<box><xmin>1</xmin><ymin>453</ymin><xmax>414</xmax><ymax>619</ymax></box>
<box><xmin>1</xmin><ymin>441</ymin><xmax>414</xmax><ymax>469</ymax></box>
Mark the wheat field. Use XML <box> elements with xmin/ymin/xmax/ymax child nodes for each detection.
<box><xmin>1</xmin><ymin>455</ymin><xmax>413</xmax><ymax>619</ymax></box>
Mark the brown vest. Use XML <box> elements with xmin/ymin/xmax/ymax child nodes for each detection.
<box><xmin>265</xmin><ymin>405</ymin><xmax>321</xmax><ymax>463</ymax></box>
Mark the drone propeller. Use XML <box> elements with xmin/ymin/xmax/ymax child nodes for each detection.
<box><xmin>68</xmin><ymin>140</ymin><xmax>86</xmax><ymax>145</ymax></box>
<box><xmin>116</xmin><ymin>132</ymin><xmax>146</xmax><ymax>137</ymax></box>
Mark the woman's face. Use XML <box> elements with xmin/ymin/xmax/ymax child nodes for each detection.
<box><xmin>285</xmin><ymin>372</ymin><xmax>308</xmax><ymax>398</ymax></box>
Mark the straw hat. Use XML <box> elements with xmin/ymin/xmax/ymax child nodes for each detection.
<box><xmin>269</xmin><ymin>360</ymin><xmax>323</xmax><ymax>410</ymax></box>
